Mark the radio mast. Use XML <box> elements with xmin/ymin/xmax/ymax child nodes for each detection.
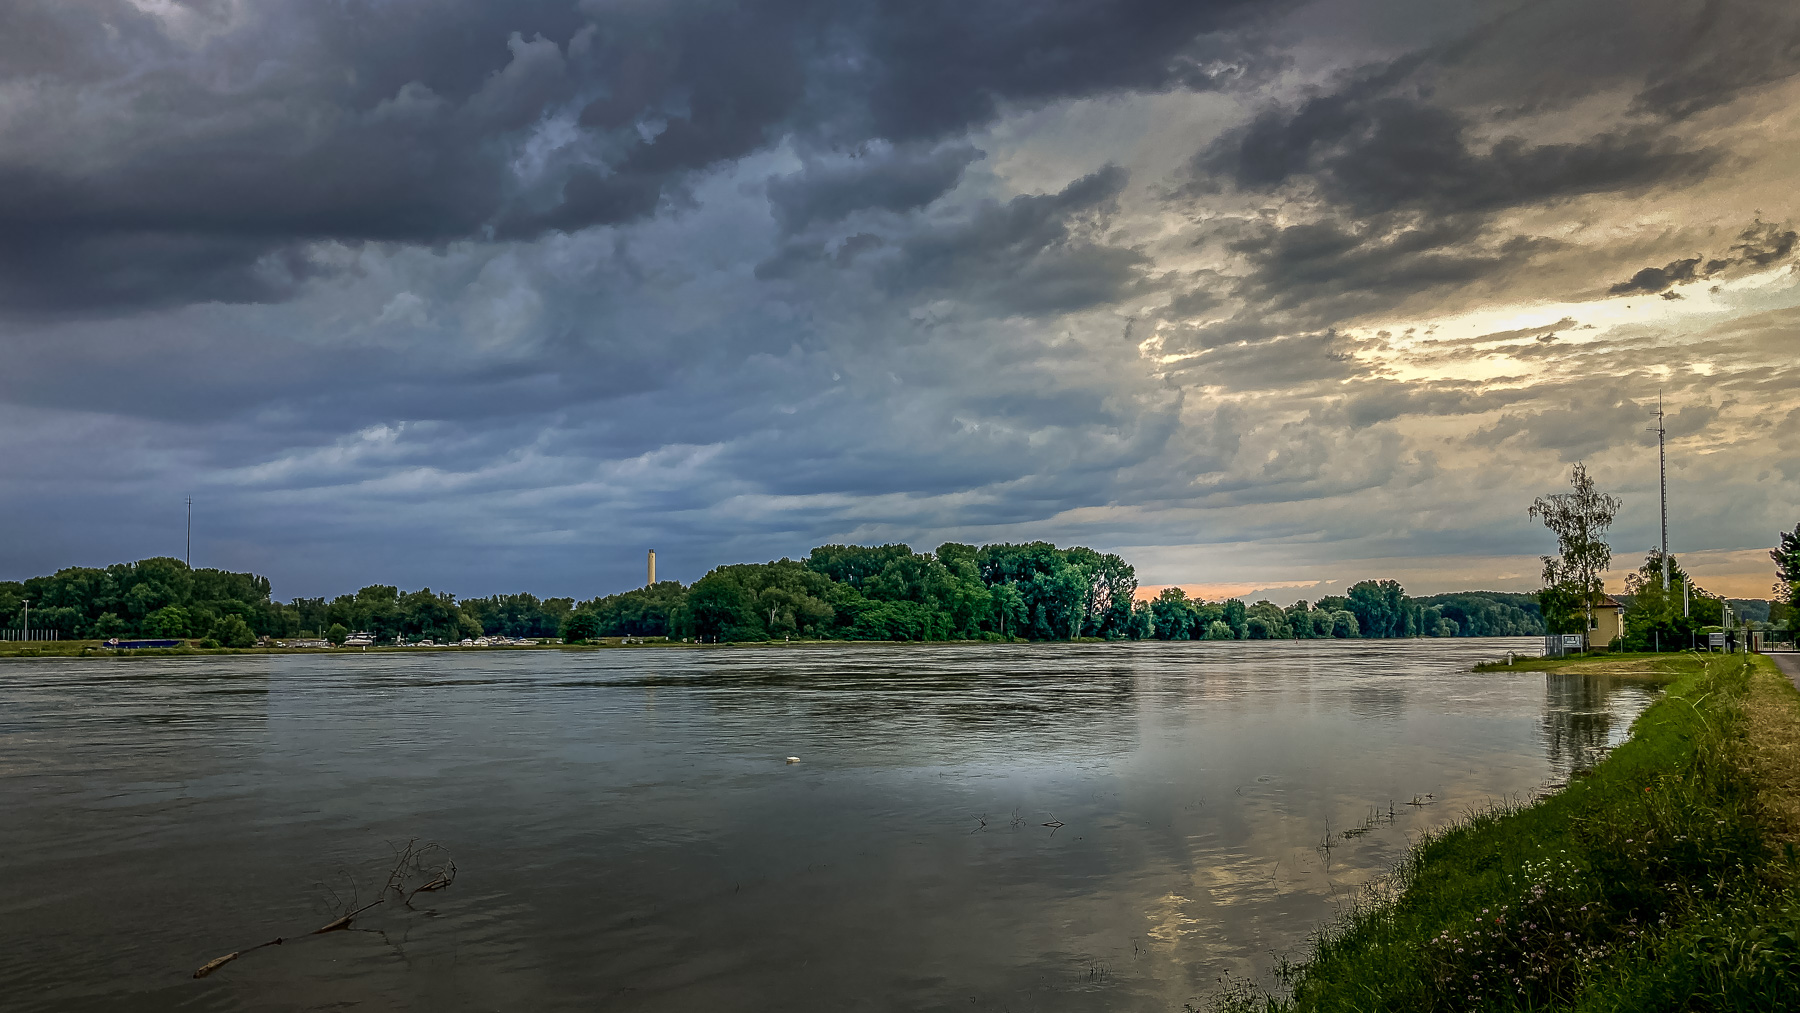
<box><xmin>1650</xmin><ymin>397</ymin><xmax>1668</xmax><ymax>591</ymax></box>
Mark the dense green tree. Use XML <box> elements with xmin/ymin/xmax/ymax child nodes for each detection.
<box><xmin>215</xmin><ymin>614</ymin><xmax>257</xmax><ymax>648</ymax></box>
<box><xmin>1621</xmin><ymin>550</ymin><xmax>1695</xmax><ymax>650</ymax></box>
<box><xmin>990</xmin><ymin>582</ymin><xmax>1027</xmax><ymax>638</ymax></box>
<box><xmin>677</xmin><ymin>572</ymin><xmax>764</xmax><ymax>642</ymax></box>
<box><xmin>326</xmin><ymin>623</ymin><xmax>349</xmax><ymax>646</ymax></box>
<box><xmin>805</xmin><ymin>544</ymin><xmax>918</xmax><ymax>589</ymax></box>
<box><xmin>144</xmin><ymin>606</ymin><xmax>192</xmax><ymax>637</ymax></box>
<box><xmin>1411</xmin><ymin>592</ymin><xmax>1544</xmax><ymax>637</ymax></box>
<box><xmin>1222</xmin><ymin>598</ymin><xmax>1247</xmax><ymax>639</ymax></box>
<box><xmin>1151</xmin><ymin>587</ymin><xmax>1195</xmax><ymax>640</ymax></box>
<box><xmin>574</xmin><ymin>583</ymin><xmax>678</xmax><ymax>637</ymax></box>
<box><xmin>1245</xmin><ymin>601</ymin><xmax>1291</xmax><ymax>639</ymax></box>
<box><xmin>467</xmin><ymin>592</ymin><xmax>573</xmax><ymax>639</ymax></box>
<box><xmin>1774</xmin><ymin>523</ymin><xmax>1800</xmax><ymax>626</ymax></box>
<box><xmin>1346</xmin><ymin>580</ymin><xmax>1410</xmax><ymax>638</ymax></box>
<box><xmin>1128</xmin><ymin>600</ymin><xmax>1153</xmax><ymax>639</ymax></box>
<box><xmin>560</xmin><ymin>611</ymin><xmax>603</xmax><ymax>643</ymax></box>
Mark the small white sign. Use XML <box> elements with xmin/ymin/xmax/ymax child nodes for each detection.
<box><xmin>1561</xmin><ymin>635</ymin><xmax>1583</xmax><ymax>648</ymax></box>
<box><xmin>1708</xmin><ymin>632</ymin><xmax>1726</xmax><ymax>648</ymax></box>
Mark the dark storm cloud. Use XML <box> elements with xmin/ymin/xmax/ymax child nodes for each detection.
<box><xmin>1159</xmin><ymin>39</ymin><xmax>1732</xmax><ymax>355</ymax></box>
<box><xmin>854</xmin><ymin>0</ymin><xmax>1280</xmax><ymax>140</ymax></box>
<box><xmin>766</xmin><ymin>144</ymin><xmax>983</xmax><ymax>233</ymax></box>
<box><xmin>1610</xmin><ymin>257</ymin><xmax>1704</xmax><ymax>296</ymax></box>
<box><xmin>1607</xmin><ymin>219</ymin><xmax>1797</xmax><ymax>294</ymax></box>
<box><xmin>1198</xmin><ymin>88</ymin><xmax>1716</xmax><ymax>218</ymax></box>
<box><xmin>0</xmin><ymin>0</ymin><xmax>1278</xmax><ymax>315</ymax></box>
<box><xmin>1630</xmin><ymin>0</ymin><xmax>1800</xmax><ymax>120</ymax></box>
<box><xmin>886</xmin><ymin>165</ymin><xmax>1152</xmax><ymax>316</ymax></box>
<box><xmin>4</xmin><ymin>0</ymin><xmax>1797</xmax><ymax>598</ymax></box>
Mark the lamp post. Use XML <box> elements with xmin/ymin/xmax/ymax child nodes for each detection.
<box><xmin>20</xmin><ymin>598</ymin><xmax>28</xmax><ymax>642</ymax></box>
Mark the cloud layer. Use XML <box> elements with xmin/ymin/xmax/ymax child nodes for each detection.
<box><xmin>1</xmin><ymin>0</ymin><xmax>1797</xmax><ymax>599</ymax></box>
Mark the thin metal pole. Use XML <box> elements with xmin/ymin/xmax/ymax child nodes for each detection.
<box><xmin>186</xmin><ymin>497</ymin><xmax>192</xmax><ymax>568</ymax></box>
<box><xmin>1651</xmin><ymin>396</ymin><xmax>1668</xmax><ymax>591</ymax></box>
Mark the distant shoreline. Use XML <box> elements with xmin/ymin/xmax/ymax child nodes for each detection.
<box><xmin>0</xmin><ymin>635</ymin><xmax>1546</xmax><ymax>662</ymax></box>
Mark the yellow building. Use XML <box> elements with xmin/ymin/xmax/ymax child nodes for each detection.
<box><xmin>1591</xmin><ymin>594</ymin><xmax>1627</xmax><ymax>647</ymax></box>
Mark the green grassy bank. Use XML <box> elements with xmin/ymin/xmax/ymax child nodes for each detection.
<box><xmin>1224</xmin><ymin>652</ymin><xmax>1800</xmax><ymax>1012</ymax></box>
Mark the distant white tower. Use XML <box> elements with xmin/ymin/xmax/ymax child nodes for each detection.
<box><xmin>647</xmin><ymin>548</ymin><xmax>656</xmax><ymax>587</ymax></box>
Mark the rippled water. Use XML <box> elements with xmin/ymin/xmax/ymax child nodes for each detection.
<box><xmin>0</xmin><ymin>639</ymin><xmax>1654</xmax><ymax>1012</ymax></box>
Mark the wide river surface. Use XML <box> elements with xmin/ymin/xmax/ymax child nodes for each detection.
<box><xmin>1</xmin><ymin>639</ymin><xmax>1655</xmax><ymax>1012</ymax></box>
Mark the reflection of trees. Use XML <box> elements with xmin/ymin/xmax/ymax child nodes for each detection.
<box><xmin>646</xmin><ymin>649</ymin><xmax>1143</xmax><ymax>753</ymax></box>
<box><xmin>1543</xmin><ymin>674</ymin><xmax>1617</xmax><ymax>775</ymax></box>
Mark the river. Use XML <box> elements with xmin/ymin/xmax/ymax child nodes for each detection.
<box><xmin>0</xmin><ymin>638</ymin><xmax>1653</xmax><ymax>1011</ymax></box>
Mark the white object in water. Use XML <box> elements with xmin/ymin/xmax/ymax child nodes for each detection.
<box><xmin>785</xmin><ymin>756</ymin><xmax>801</xmax><ymax>764</ymax></box>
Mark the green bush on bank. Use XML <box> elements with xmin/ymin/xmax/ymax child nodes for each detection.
<box><xmin>1229</xmin><ymin>655</ymin><xmax>1800</xmax><ymax>1013</ymax></box>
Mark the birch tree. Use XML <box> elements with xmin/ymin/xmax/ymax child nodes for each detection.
<box><xmin>1529</xmin><ymin>463</ymin><xmax>1622</xmax><ymax>641</ymax></box>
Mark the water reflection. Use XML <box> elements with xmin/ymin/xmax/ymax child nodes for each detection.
<box><xmin>1542</xmin><ymin>672</ymin><xmax>1658</xmax><ymax>777</ymax></box>
<box><xmin>0</xmin><ymin>639</ymin><xmax>1651</xmax><ymax>1012</ymax></box>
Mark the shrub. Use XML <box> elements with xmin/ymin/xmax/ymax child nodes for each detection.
<box><xmin>212</xmin><ymin>615</ymin><xmax>256</xmax><ymax>648</ymax></box>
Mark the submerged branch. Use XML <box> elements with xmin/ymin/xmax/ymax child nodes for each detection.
<box><xmin>191</xmin><ymin>840</ymin><xmax>455</xmax><ymax>980</ymax></box>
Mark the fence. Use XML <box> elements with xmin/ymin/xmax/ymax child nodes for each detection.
<box><xmin>1</xmin><ymin>628</ymin><xmax>60</xmax><ymax>641</ymax></box>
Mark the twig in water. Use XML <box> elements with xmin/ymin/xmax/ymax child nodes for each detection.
<box><xmin>191</xmin><ymin>840</ymin><xmax>456</xmax><ymax>979</ymax></box>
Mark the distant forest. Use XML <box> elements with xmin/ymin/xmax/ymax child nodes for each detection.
<box><xmin>0</xmin><ymin>545</ymin><xmax>1562</xmax><ymax>645</ymax></box>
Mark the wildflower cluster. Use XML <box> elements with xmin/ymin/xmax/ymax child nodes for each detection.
<box><xmin>1419</xmin><ymin>850</ymin><xmax>1663</xmax><ymax>1007</ymax></box>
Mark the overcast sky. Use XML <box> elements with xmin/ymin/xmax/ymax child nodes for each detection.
<box><xmin>2</xmin><ymin>0</ymin><xmax>1796</xmax><ymax>602</ymax></box>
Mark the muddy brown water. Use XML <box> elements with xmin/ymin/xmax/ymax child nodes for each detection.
<box><xmin>0</xmin><ymin>639</ymin><xmax>1654</xmax><ymax>1011</ymax></box>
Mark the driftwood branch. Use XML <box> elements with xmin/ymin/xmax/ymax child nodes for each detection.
<box><xmin>192</xmin><ymin>840</ymin><xmax>456</xmax><ymax>979</ymax></box>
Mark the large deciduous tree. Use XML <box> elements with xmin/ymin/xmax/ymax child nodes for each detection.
<box><xmin>1530</xmin><ymin>463</ymin><xmax>1622</xmax><ymax>641</ymax></box>
<box><xmin>1773</xmin><ymin>523</ymin><xmax>1800</xmax><ymax>601</ymax></box>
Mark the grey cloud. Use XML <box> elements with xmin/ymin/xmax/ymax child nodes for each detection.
<box><xmin>1163</xmin><ymin>332</ymin><xmax>1363</xmax><ymax>392</ymax></box>
<box><xmin>1610</xmin><ymin>257</ymin><xmax>1703</xmax><ymax>296</ymax></box>
<box><xmin>1630</xmin><ymin>0</ymin><xmax>1800</xmax><ymax>120</ymax></box>
<box><xmin>1199</xmin><ymin>90</ymin><xmax>1716</xmax><ymax>218</ymax></box>
<box><xmin>1478</xmin><ymin>394</ymin><xmax>1654</xmax><ymax>463</ymax></box>
<box><xmin>766</xmin><ymin>144</ymin><xmax>983</xmax><ymax>233</ymax></box>
<box><xmin>887</xmin><ymin>165</ymin><xmax>1151</xmax><ymax>316</ymax></box>
<box><xmin>4</xmin><ymin>0</ymin><xmax>1797</xmax><ymax>600</ymax></box>
<box><xmin>855</xmin><ymin>0</ymin><xmax>1286</xmax><ymax>141</ymax></box>
<box><xmin>1723</xmin><ymin>218</ymin><xmax>1799</xmax><ymax>268</ymax></box>
<box><xmin>1329</xmin><ymin>381</ymin><xmax>1533</xmax><ymax>429</ymax></box>
<box><xmin>0</xmin><ymin>0</ymin><xmax>1286</xmax><ymax>315</ymax></box>
<box><xmin>1606</xmin><ymin>218</ymin><xmax>1796</xmax><ymax>294</ymax></box>
<box><xmin>834</xmin><ymin>233</ymin><xmax>885</xmax><ymax>265</ymax></box>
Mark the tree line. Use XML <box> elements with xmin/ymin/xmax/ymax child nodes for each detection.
<box><xmin>568</xmin><ymin>542</ymin><xmax>1137</xmax><ymax>643</ymax></box>
<box><xmin>0</xmin><ymin>542</ymin><xmax>1551</xmax><ymax>647</ymax></box>
<box><xmin>0</xmin><ymin>558</ymin><xmax>576</xmax><ymax>647</ymax></box>
<box><xmin>1138</xmin><ymin>583</ymin><xmax>1543</xmax><ymax>641</ymax></box>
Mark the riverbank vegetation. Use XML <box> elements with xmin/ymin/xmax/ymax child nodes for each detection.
<box><xmin>1</xmin><ymin>544</ymin><xmax>1557</xmax><ymax>647</ymax></box>
<box><xmin>1222</xmin><ymin>651</ymin><xmax>1800</xmax><ymax>1012</ymax></box>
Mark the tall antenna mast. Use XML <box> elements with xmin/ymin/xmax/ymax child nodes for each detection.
<box><xmin>1649</xmin><ymin>396</ymin><xmax>1668</xmax><ymax>591</ymax></box>
<box><xmin>186</xmin><ymin>497</ymin><xmax>193</xmax><ymax>569</ymax></box>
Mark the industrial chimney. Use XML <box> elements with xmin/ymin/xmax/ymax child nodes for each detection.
<box><xmin>647</xmin><ymin>548</ymin><xmax>656</xmax><ymax>587</ymax></box>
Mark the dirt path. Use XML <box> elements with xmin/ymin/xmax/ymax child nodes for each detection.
<box><xmin>1771</xmin><ymin>652</ymin><xmax>1800</xmax><ymax>691</ymax></box>
<box><xmin>1747</xmin><ymin>658</ymin><xmax>1800</xmax><ymax>842</ymax></box>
